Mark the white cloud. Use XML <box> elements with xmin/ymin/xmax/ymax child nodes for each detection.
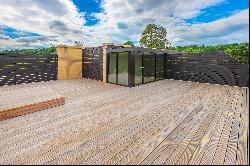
<box><xmin>0</xmin><ymin>0</ymin><xmax>87</xmax><ymax>48</ymax></box>
<box><xmin>0</xmin><ymin>36</ymin><xmax>58</xmax><ymax>50</ymax></box>
<box><xmin>0</xmin><ymin>0</ymin><xmax>249</xmax><ymax>49</ymax></box>
<box><xmin>85</xmin><ymin>0</ymin><xmax>249</xmax><ymax>46</ymax></box>
<box><xmin>0</xmin><ymin>34</ymin><xmax>10</xmax><ymax>40</ymax></box>
<box><xmin>171</xmin><ymin>9</ymin><xmax>249</xmax><ymax>45</ymax></box>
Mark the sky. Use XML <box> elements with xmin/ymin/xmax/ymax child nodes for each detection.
<box><xmin>0</xmin><ymin>0</ymin><xmax>249</xmax><ymax>50</ymax></box>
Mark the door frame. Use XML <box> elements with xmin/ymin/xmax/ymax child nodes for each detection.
<box><xmin>107</xmin><ymin>51</ymin><xmax>132</xmax><ymax>87</ymax></box>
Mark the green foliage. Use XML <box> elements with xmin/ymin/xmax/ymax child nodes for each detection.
<box><xmin>1</xmin><ymin>46</ymin><xmax>56</xmax><ymax>54</ymax></box>
<box><xmin>139</xmin><ymin>24</ymin><xmax>170</xmax><ymax>49</ymax></box>
<box><xmin>173</xmin><ymin>43</ymin><xmax>249</xmax><ymax>64</ymax></box>
<box><xmin>123</xmin><ymin>41</ymin><xmax>134</xmax><ymax>46</ymax></box>
<box><xmin>223</xmin><ymin>43</ymin><xmax>249</xmax><ymax>64</ymax></box>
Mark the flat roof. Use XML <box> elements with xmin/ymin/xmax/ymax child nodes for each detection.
<box><xmin>107</xmin><ymin>46</ymin><xmax>181</xmax><ymax>54</ymax></box>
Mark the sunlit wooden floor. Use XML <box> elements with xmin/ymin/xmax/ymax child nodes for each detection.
<box><xmin>0</xmin><ymin>79</ymin><xmax>248</xmax><ymax>165</ymax></box>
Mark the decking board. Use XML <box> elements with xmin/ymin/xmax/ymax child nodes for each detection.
<box><xmin>0</xmin><ymin>79</ymin><xmax>248</xmax><ymax>165</ymax></box>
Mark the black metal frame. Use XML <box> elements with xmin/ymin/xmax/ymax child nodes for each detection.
<box><xmin>142</xmin><ymin>53</ymin><xmax>144</xmax><ymax>84</ymax></box>
<box><xmin>128</xmin><ymin>51</ymin><xmax>135</xmax><ymax>87</ymax></box>
<box><xmin>107</xmin><ymin>49</ymin><xmax>166</xmax><ymax>87</ymax></box>
<box><xmin>141</xmin><ymin>51</ymin><xmax>157</xmax><ymax>85</ymax></box>
<box><xmin>134</xmin><ymin>51</ymin><xmax>144</xmax><ymax>85</ymax></box>
<box><xmin>138</xmin><ymin>51</ymin><xmax>166</xmax><ymax>85</ymax></box>
<box><xmin>116</xmin><ymin>52</ymin><xmax>118</xmax><ymax>84</ymax></box>
<box><xmin>107</xmin><ymin>51</ymin><xmax>132</xmax><ymax>87</ymax></box>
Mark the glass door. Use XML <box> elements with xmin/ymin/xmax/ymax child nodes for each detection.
<box><xmin>108</xmin><ymin>52</ymin><xmax>129</xmax><ymax>86</ymax></box>
<box><xmin>143</xmin><ymin>52</ymin><xmax>155</xmax><ymax>83</ymax></box>
<box><xmin>109</xmin><ymin>51</ymin><xmax>165</xmax><ymax>86</ymax></box>
<box><xmin>117</xmin><ymin>52</ymin><xmax>128</xmax><ymax>86</ymax></box>
<box><xmin>108</xmin><ymin>52</ymin><xmax>117</xmax><ymax>84</ymax></box>
<box><xmin>135</xmin><ymin>52</ymin><xmax>143</xmax><ymax>85</ymax></box>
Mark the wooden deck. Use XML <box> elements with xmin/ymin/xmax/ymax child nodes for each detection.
<box><xmin>0</xmin><ymin>87</ymin><xmax>65</xmax><ymax>120</ymax></box>
<box><xmin>0</xmin><ymin>79</ymin><xmax>248</xmax><ymax>165</ymax></box>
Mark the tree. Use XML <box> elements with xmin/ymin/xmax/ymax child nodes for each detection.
<box><xmin>1</xmin><ymin>46</ymin><xmax>56</xmax><ymax>54</ymax></box>
<box><xmin>123</xmin><ymin>41</ymin><xmax>134</xmax><ymax>46</ymax></box>
<box><xmin>139</xmin><ymin>24</ymin><xmax>170</xmax><ymax>49</ymax></box>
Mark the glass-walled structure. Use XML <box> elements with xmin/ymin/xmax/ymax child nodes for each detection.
<box><xmin>107</xmin><ymin>47</ymin><xmax>168</xmax><ymax>87</ymax></box>
<box><xmin>135</xmin><ymin>52</ymin><xmax>165</xmax><ymax>85</ymax></box>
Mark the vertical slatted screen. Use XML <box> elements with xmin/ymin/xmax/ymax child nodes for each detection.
<box><xmin>0</xmin><ymin>53</ymin><xmax>57</xmax><ymax>86</ymax></box>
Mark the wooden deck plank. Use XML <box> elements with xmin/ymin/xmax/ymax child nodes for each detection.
<box><xmin>0</xmin><ymin>79</ymin><xmax>248</xmax><ymax>165</ymax></box>
<box><xmin>14</xmin><ymin>80</ymin><xmax>185</xmax><ymax>164</ymax></box>
<box><xmin>212</xmin><ymin>88</ymin><xmax>241</xmax><ymax>165</ymax></box>
<box><xmin>97</xmin><ymin>83</ymin><xmax>200</xmax><ymax>165</ymax></box>
<box><xmin>137</xmin><ymin>86</ymin><xmax>221</xmax><ymax>165</ymax></box>
<box><xmin>108</xmin><ymin>89</ymin><xmax>200</xmax><ymax>165</ymax></box>
<box><xmin>13</xmin><ymin>107</ymin><xmax>144</xmax><ymax>164</ymax></box>
<box><xmin>188</xmin><ymin>87</ymin><xmax>232</xmax><ymax>165</ymax></box>
<box><xmin>223</xmin><ymin>88</ymin><xmax>242</xmax><ymax>165</ymax></box>
<box><xmin>65</xmin><ymin>81</ymin><xmax>191</xmax><ymax>163</ymax></box>
<box><xmin>115</xmin><ymin>84</ymin><xmax>217</xmax><ymax>165</ymax></box>
<box><xmin>235</xmin><ymin>88</ymin><xmax>249</xmax><ymax>165</ymax></box>
<box><xmin>41</xmin><ymin>106</ymin><xmax>167</xmax><ymax>165</ymax></box>
<box><xmin>98</xmin><ymin>91</ymin><xmax>198</xmax><ymax>165</ymax></box>
<box><xmin>175</xmin><ymin>87</ymin><xmax>228</xmax><ymax>165</ymax></box>
<box><xmin>29</xmin><ymin>81</ymin><xmax>186</xmax><ymax>164</ymax></box>
<box><xmin>129</xmin><ymin>84</ymin><xmax>214</xmax><ymax>165</ymax></box>
<box><xmin>158</xmin><ymin>86</ymin><xmax>225</xmax><ymax>165</ymax></box>
<box><xmin>165</xmin><ymin>94</ymin><xmax>221</xmax><ymax>165</ymax></box>
<box><xmin>199</xmin><ymin>87</ymin><xmax>238</xmax><ymax>165</ymax></box>
<box><xmin>1</xmin><ymin>82</ymin><xmax>160</xmax><ymax>161</ymax></box>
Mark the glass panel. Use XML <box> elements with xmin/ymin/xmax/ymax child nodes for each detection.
<box><xmin>108</xmin><ymin>53</ymin><xmax>117</xmax><ymax>84</ymax></box>
<box><xmin>143</xmin><ymin>52</ymin><xmax>155</xmax><ymax>83</ymax></box>
<box><xmin>156</xmin><ymin>54</ymin><xmax>164</xmax><ymax>80</ymax></box>
<box><xmin>117</xmin><ymin>52</ymin><xmax>128</xmax><ymax>86</ymax></box>
<box><xmin>135</xmin><ymin>53</ymin><xmax>142</xmax><ymax>85</ymax></box>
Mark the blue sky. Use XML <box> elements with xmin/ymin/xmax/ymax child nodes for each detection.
<box><xmin>73</xmin><ymin>0</ymin><xmax>102</xmax><ymax>26</ymax></box>
<box><xmin>0</xmin><ymin>0</ymin><xmax>249</xmax><ymax>50</ymax></box>
<box><xmin>185</xmin><ymin>0</ymin><xmax>249</xmax><ymax>23</ymax></box>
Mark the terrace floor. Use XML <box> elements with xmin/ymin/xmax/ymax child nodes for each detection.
<box><xmin>0</xmin><ymin>79</ymin><xmax>249</xmax><ymax>165</ymax></box>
